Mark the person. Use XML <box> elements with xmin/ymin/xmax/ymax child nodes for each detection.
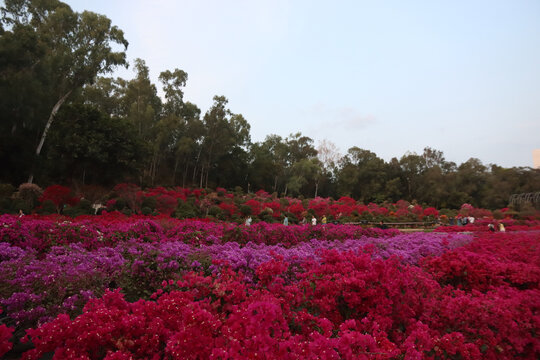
<box><xmin>378</xmin><ymin>220</ymin><xmax>388</xmax><ymax>230</ymax></box>
<box><xmin>283</xmin><ymin>216</ymin><xmax>289</xmax><ymax>226</ymax></box>
<box><xmin>300</xmin><ymin>217</ymin><xmax>307</xmax><ymax>225</ymax></box>
<box><xmin>245</xmin><ymin>216</ymin><xmax>252</xmax><ymax>226</ymax></box>
<box><xmin>488</xmin><ymin>223</ymin><xmax>495</xmax><ymax>232</ymax></box>
<box><xmin>498</xmin><ymin>223</ymin><xmax>505</xmax><ymax>232</ymax></box>
<box><xmin>311</xmin><ymin>217</ymin><xmax>317</xmax><ymax>226</ymax></box>
<box><xmin>18</xmin><ymin>209</ymin><xmax>24</xmax><ymax>218</ymax></box>
<box><xmin>322</xmin><ymin>215</ymin><xmax>327</xmax><ymax>224</ymax></box>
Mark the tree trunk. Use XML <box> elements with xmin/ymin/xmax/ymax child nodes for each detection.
<box><xmin>204</xmin><ymin>163</ymin><xmax>209</xmax><ymax>189</ymax></box>
<box><xmin>199</xmin><ymin>165</ymin><xmax>204</xmax><ymax>188</ymax></box>
<box><xmin>183</xmin><ymin>161</ymin><xmax>189</xmax><ymax>187</ymax></box>
<box><xmin>28</xmin><ymin>89</ymin><xmax>73</xmax><ymax>183</ymax></box>
<box><xmin>192</xmin><ymin>147</ymin><xmax>202</xmax><ymax>184</ymax></box>
<box><xmin>173</xmin><ymin>157</ymin><xmax>179</xmax><ymax>185</ymax></box>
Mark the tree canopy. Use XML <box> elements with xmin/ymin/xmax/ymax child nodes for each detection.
<box><xmin>1</xmin><ymin>0</ymin><xmax>538</xmax><ymax>209</ymax></box>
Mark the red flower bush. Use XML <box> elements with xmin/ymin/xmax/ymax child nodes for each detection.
<box><xmin>244</xmin><ymin>199</ymin><xmax>262</xmax><ymax>216</ymax></box>
<box><xmin>39</xmin><ymin>185</ymin><xmax>79</xmax><ymax>213</ymax></box>
<box><xmin>218</xmin><ymin>202</ymin><xmax>238</xmax><ymax>217</ymax></box>
<box><xmin>423</xmin><ymin>207</ymin><xmax>439</xmax><ymax>218</ymax></box>
<box><xmin>422</xmin><ymin>232</ymin><xmax>540</xmax><ymax>291</ymax></box>
<box><xmin>286</xmin><ymin>202</ymin><xmax>305</xmax><ymax>219</ymax></box>
<box><xmin>0</xmin><ymin>309</ymin><xmax>14</xmax><ymax>358</ymax></box>
<box><xmin>308</xmin><ymin>198</ymin><xmax>330</xmax><ymax>218</ymax></box>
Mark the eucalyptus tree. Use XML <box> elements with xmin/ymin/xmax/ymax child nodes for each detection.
<box><xmin>1</xmin><ymin>0</ymin><xmax>129</xmax><ymax>183</ymax></box>
<box><xmin>316</xmin><ymin>139</ymin><xmax>341</xmax><ymax>196</ymax></box>
<box><xmin>198</xmin><ymin>96</ymin><xmax>251</xmax><ymax>189</ymax></box>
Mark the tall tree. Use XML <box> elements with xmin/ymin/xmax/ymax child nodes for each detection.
<box><xmin>1</xmin><ymin>0</ymin><xmax>129</xmax><ymax>182</ymax></box>
<box><xmin>198</xmin><ymin>96</ymin><xmax>251</xmax><ymax>189</ymax></box>
<box><xmin>337</xmin><ymin>147</ymin><xmax>387</xmax><ymax>202</ymax></box>
<box><xmin>399</xmin><ymin>152</ymin><xmax>425</xmax><ymax>201</ymax></box>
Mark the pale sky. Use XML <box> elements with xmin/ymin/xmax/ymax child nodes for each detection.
<box><xmin>66</xmin><ymin>0</ymin><xmax>540</xmax><ymax>168</ymax></box>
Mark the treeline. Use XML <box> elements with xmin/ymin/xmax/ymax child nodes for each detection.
<box><xmin>1</xmin><ymin>0</ymin><xmax>539</xmax><ymax>210</ymax></box>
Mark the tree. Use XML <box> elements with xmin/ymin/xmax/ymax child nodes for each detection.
<box><xmin>45</xmin><ymin>104</ymin><xmax>146</xmax><ymax>185</ymax></box>
<box><xmin>159</xmin><ymin>68</ymin><xmax>188</xmax><ymax>116</ymax></box>
<box><xmin>82</xmin><ymin>76</ymin><xmax>125</xmax><ymax>117</ymax></box>
<box><xmin>399</xmin><ymin>152</ymin><xmax>425</xmax><ymax>201</ymax></box>
<box><xmin>286</xmin><ymin>158</ymin><xmax>320</xmax><ymax>196</ymax></box>
<box><xmin>337</xmin><ymin>147</ymin><xmax>387</xmax><ymax>202</ymax></box>
<box><xmin>316</xmin><ymin>139</ymin><xmax>341</xmax><ymax>197</ymax></box>
<box><xmin>1</xmin><ymin>0</ymin><xmax>129</xmax><ymax>183</ymax></box>
<box><xmin>456</xmin><ymin>158</ymin><xmax>488</xmax><ymax>206</ymax></box>
<box><xmin>13</xmin><ymin>2</ymin><xmax>128</xmax><ymax>182</ymax></box>
<box><xmin>249</xmin><ymin>135</ymin><xmax>289</xmax><ymax>194</ymax></box>
<box><xmin>198</xmin><ymin>96</ymin><xmax>251</xmax><ymax>189</ymax></box>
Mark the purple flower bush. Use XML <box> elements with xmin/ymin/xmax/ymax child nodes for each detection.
<box><xmin>201</xmin><ymin>232</ymin><xmax>473</xmax><ymax>280</ymax></box>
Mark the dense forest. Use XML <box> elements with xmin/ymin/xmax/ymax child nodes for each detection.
<box><xmin>1</xmin><ymin>0</ymin><xmax>538</xmax><ymax>210</ymax></box>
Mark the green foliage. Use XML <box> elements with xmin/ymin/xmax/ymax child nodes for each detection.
<box><xmin>207</xmin><ymin>205</ymin><xmax>222</xmax><ymax>217</ymax></box>
<box><xmin>0</xmin><ymin>0</ymin><xmax>129</xmax><ymax>183</ymax></box>
<box><xmin>0</xmin><ymin>2</ymin><xmax>538</xmax><ymax>207</ymax></box>
<box><xmin>141</xmin><ymin>196</ymin><xmax>157</xmax><ymax>211</ymax></box>
<box><xmin>46</xmin><ymin>104</ymin><xmax>146</xmax><ymax>185</ymax></box>
<box><xmin>113</xmin><ymin>198</ymin><xmax>127</xmax><ymax>211</ymax></box>
<box><xmin>239</xmin><ymin>204</ymin><xmax>252</xmax><ymax>216</ymax></box>
<box><xmin>174</xmin><ymin>199</ymin><xmax>199</xmax><ymax>219</ymax></box>
<box><xmin>63</xmin><ymin>199</ymin><xmax>94</xmax><ymax>217</ymax></box>
<box><xmin>37</xmin><ymin>200</ymin><xmax>56</xmax><ymax>215</ymax></box>
<box><xmin>256</xmin><ymin>208</ymin><xmax>273</xmax><ymax>222</ymax></box>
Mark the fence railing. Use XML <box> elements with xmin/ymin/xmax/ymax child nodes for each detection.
<box><xmin>345</xmin><ymin>221</ymin><xmax>438</xmax><ymax>228</ymax></box>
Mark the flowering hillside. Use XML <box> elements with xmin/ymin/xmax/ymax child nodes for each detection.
<box><xmin>0</xmin><ymin>214</ymin><xmax>538</xmax><ymax>359</ymax></box>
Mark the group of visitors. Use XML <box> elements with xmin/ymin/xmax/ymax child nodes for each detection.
<box><xmin>488</xmin><ymin>223</ymin><xmax>505</xmax><ymax>232</ymax></box>
<box><xmin>244</xmin><ymin>215</ymin><xmax>328</xmax><ymax>226</ymax></box>
<box><xmin>449</xmin><ymin>216</ymin><xmax>475</xmax><ymax>226</ymax></box>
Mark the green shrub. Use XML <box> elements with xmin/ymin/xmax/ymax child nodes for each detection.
<box><xmin>17</xmin><ymin>183</ymin><xmax>43</xmax><ymax>211</ymax></box>
<box><xmin>114</xmin><ymin>198</ymin><xmax>127</xmax><ymax>211</ymax></box>
<box><xmin>141</xmin><ymin>196</ymin><xmax>157</xmax><ymax>211</ymax></box>
<box><xmin>239</xmin><ymin>204</ymin><xmax>252</xmax><ymax>216</ymax></box>
<box><xmin>174</xmin><ymin>199</ymin><xmax>199</xmax><ymax>219</ymax></box>
<box><xmin>208</xmin><ymin>205</ymin><xmax>222</xmax><ymax>217</ymax></box>
<box><xmin>37</xmin><ymin>200</ymin><xmax>56</xmax><ymax>215</ymax></box>
<box><xmin>0</xmin><ymin>183</ymin><xmax>15</xmax><ymax>199</ymax></box>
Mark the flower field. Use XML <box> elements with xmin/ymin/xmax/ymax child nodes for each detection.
<box><xmin>0</xmin><ymin>215</ymin><xmax>539</xmax><ymax>359</ymax></box>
